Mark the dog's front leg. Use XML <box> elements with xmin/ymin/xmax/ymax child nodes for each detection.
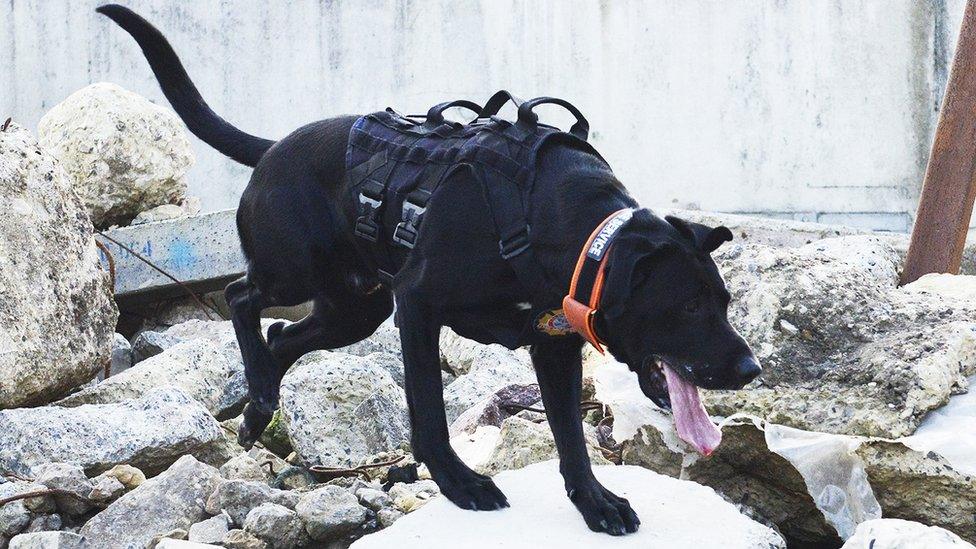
<box><xmin>531</xmin><ymin>338</ymin><xmax>640</xmax><ymax>535</ymax></box>
<box><xmin>396</xmin><ymin>294</ymin><xmax>509</xmax><ymax>511</ymax></box>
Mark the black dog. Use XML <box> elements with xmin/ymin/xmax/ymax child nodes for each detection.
<box><xmin>99</xmin><ymin>5</ymin><xmax>761</xmax><ymax>536</ymax></box>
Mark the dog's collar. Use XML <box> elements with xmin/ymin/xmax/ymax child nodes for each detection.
<box><xmin>562</xmin><ymin>208</ymin><xmax>634</xmax><ymax>354</ymax></box>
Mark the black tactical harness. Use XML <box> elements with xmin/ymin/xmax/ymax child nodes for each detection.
<box><xmin>345</xmin><ymin>91</ymin><xmax>606</xmax><ymax>298</ymax></box>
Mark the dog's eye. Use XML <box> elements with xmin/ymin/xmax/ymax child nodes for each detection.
<box><xmin>683</xmin><ymin>297</ymin><xmax>702</xmax><ymax>314</ymax></box>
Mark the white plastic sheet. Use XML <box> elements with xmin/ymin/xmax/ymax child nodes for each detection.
<box><xmin>762</xmin><ymin>422</ymin><xmax>881</xmax><ymax>539</ymax></box>
<box><xmin>901</xmin><ymin>376</ymin><xmax>976</xmax><ymax>477</ymax></box>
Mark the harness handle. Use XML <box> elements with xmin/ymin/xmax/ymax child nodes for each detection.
<box><xmin>515</xmin><ymin>97</ymin><xmax>590</xmax><ymax>141</ymax></box>
<box><xmin>423</xmin><ymin>100</ymin><xmax>483</xmax><ymax>127</ymax></box>
<box><xmin>480</xmin><ymin>90</ymin><xmax>524</xmax><ymax>118</ymax></box>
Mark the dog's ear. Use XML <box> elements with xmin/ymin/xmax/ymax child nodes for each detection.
<box><xmin>601</xmin><ymin>237</ymin><xmax>673</xmax><ymax>319</ymax></box>
<box><xmin>665</xmin><ymin>215</ymin><xmax>733</xmax><ymax>254</ymax></box>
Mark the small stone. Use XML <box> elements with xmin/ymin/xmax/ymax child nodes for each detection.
<box><xmin>220</xmin><ymin>454</ymin><xmax>269</xmax><ymax>483</ymax></box>
<box><xmin>294</xmin><ymin>485</ymin><xmax>368</xmax><ymax>542</ymax></box>
<box><xmin>243</xmin><ymin>503</ymin><xmax>305</xmax><ymax>549</ymax></box>
<box><xmin>23</xmin><ymin>515</ymin><xmax>61</xmax><ymax>534</ymax></box>
<box><xmin>222</xmin><ymin>529</ymin><xmax>267</xmax><ymax>549</ymax></box>
<box><xmin>97</xmin><ymin>464</ymin><xmax>146</xmax><ymax>491</ymax></box>
<box><xmin>100</xmin><ymin>333</ymin><xmax>133</xmax><ymax>380</ymax></box>
<box><xmin>188</xmin><ymin>513</ymin><xmax>230</xmax><ymax>545</ymax></box>
<box><xmin>778</xmin><ymin>319</ymin><xmax>799</xmax><ymax>335</ymax></box>
<box><xmin>147</xmin><ymin>528</ymin><xmax>187</xmax><ymax>548</ymax></box>
<box><xmin>376</xmin><ymin>507</ymin><xmax>404</xmax><ymax>528</ymax></box>
<box><xmin>205</xmin><ymin>480</ymin><xmax>297</xmax><ymax>526</ymax></box>
<box><xmin>7</xmin><ymin>531</ymin><xmax>86</xmax><ymax>549</ymax></box>
<box><xmin>355</xmin><ymin>488</ymin><xmax>392</xmax><ymax>512</ymax></box>
<box><xmin>388</xmin><ymin>480</ymin><xmax>440</xmax><ymax>514</ymax></box>
<box><xmin>34</xmin><ymin>464</ymin><xmax>93</xmax><ymax>516</ymax></box>
<box><xmin>87</xmin><ymin>476</ymin><xmax>125</xmax><ymax>503</ymax></box>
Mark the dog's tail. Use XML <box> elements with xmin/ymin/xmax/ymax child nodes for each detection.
<box><xmin>96</xmin><ymin>4</ymin><xmax>273</xmax><ymax>168</ymax></box>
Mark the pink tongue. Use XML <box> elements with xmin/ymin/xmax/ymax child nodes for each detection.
<box><xmin>662</xmin><ymin>364</ymin><xmax>722</xmax><ymax>456</ymax></box>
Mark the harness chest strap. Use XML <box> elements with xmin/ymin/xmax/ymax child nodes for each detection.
<box><xmin>562</xmin><ymin>208</ymin><xmax>634</xmax><ymax>354</ymax></box>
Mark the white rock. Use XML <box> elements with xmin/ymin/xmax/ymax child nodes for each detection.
<box><xmin>0</xmin><ymin>387</ymin><xmax>223</xmax><ymax>477</ymax></box>
<box><xmin>0</xmin><ymin>482</ymin><xmax>37</xmax><ymax>538</ymax></box>
<box><xmin>80</xmin><ymin>456</ymin><xmax>221</xmax><ymax>549</ymax></box>
<box><xmin>98</xmin><ymin>333</ymin><xmax>133</xmax><ymax>381</ymax></box>
<box><xmin>842</xmin><ymin>519</ymin><xmax>974</xmax><ymax>548</ymax></box>
<box><xmin>7</xmin><ymin>532</ymin><xmax>86</xmax><ymax>549</ymax></box>
<box><xmin>0</xmin><ymin>123</ymin><xmax>117</xmax><ymax>408</ymax></box>
<box><xmin>351</xmin><ymin>460</ymin><xmax>785</xmax><ymax>548</ymax></box>
<box><xmin>294</xmin><ymin>485</ymin><xmax>368</xmax><ymax>542</ymax></box>
<box><xmin>219</xmin><ymin>454</ymin><xmax>270</xmax><ymax>483</ymax></box>
<box><xmin>243</xmin><ymin>503</ymin><xmax>305</xmax><ymax>549</ymax></box>
<box><xmin>58</xmin><ymin>340</ymin><xmax>247</xmax><ymax>419</ymax></box>
<box><xmin>33</xmin><ymin>464</ymin><xmax>92</xmax><ymax>516</ymax></box>
<box><xmin>187</xmin><ymin>513</ymin><xmax>231</xmax><ymax>545</ymax></box>
<box><xmin>38</xmin><ymin>83</ymin><xmax>193</xmax><ymax>228</ymax></box>
<box><xmin>387</xmin><ymin>480</ymin><xmax>440</xmax><ymax>514</ymax></box>
<box><xmin>442</xmin><ymin>352</ymin><xmax>535</xmax><ymax>424</ymax></box>
<box><xmin>205</xmin><ymin>480</ymin><xmax>298</xmax><ymax>526</ymax></box>
<box><xmin>339</xmin><ymin>322</ymin><xmax>402</xmax><ymax>359</ymax></box>
<box><xmin>280</xmin><ymin>352</ymin><xmax>410</xmax><ymax>468</ymax></box>
<box><xmin>131</xmin><ymin>203</ymin><xmax>189</xmax><ymax>226</ymax></box>
<box><xmin>155</xmin><ymin>540</ymin><xmax>222</xmax><ymax>549</ymax></box>
<box><xmin>87</xmin><ymin>475</ymin><xmax>125</xmax><ymax>503</ymax></box>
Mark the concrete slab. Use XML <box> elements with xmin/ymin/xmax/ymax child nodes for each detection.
<box><xmin>96</xmin><ymin>209</ymin><xmax>244</xmax><ymax>306</ymax></box>
<box><xmin>96</xmin><ymin>207</ymin><xmax>976</xmax><ymax>307</ymax></box>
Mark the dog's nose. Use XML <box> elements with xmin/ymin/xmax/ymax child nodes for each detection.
<box><xmin>734</xmin><ymin>356</ymin><xmax>762</xmax><ymax>386</ymax></box>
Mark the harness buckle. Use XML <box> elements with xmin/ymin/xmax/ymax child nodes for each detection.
<box><xmin>355</xmin><ymin>179</ymin><xmax>386</xmax><ymax>242</ymax></box>
<box><xmin>499</xmin><ymin>226</ymin><xmax>531</xmax><ymax>259</ymax></box>
<box><xmin>391</xmin><ymin>189</ymin><xmax>432</xmax><ymax>249</ymax></box>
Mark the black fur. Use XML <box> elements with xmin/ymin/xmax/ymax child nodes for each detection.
<box><xmin>99</xmin><ymin>5</ymin><xmax>760</xmax><ymax>536</ymax></box>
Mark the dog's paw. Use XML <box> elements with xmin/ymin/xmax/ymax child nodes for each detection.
<box><xmin>238</xmin><ymin>402</ymin><xmax>275</xmax><ymax>449</ymax></box>
<box><xmin>439</xmin><ymin>475</ymin><xmax>509</xmax><ymax>511</ymax></box>
<box><xmin>567</xmin><ymin>482</ymin><xmax>640</xmax><ymax>536</ymax></box>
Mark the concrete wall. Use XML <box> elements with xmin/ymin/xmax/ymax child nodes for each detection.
<box><xmin>1</xmin><ymin>0</ymin><xmax>970</xmax><ymax>232</ymax></box>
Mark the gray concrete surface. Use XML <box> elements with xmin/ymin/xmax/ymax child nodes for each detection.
<box><xmin>2</xmin><ymin>0</ymin><xmax>973</xmax><ymax>232</ymax></box>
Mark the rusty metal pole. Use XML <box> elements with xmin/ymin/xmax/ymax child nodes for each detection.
<box><xmin>901</xmin><ymin>0</ymin><xmax>976</xmax><ymax>285</ymax></box>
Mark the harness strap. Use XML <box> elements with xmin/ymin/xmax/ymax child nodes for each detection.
<box><xmin>562</xmin><ymin>208</ymin><xmax>634</xmax><ymax>354</ymax></box>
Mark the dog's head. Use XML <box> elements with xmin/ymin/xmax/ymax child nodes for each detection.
<box><xmin>597</xmin><ymin>209</ymin><xmax>761</xmax><ymax>411</ymax></box>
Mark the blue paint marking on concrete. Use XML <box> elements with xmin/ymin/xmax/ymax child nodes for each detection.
<box><xmin>167</xmin><ymin>239</ymin><xmax>196</xmax><ymax>274</ymax></box>
<box><xmin>141</xmin><ymin>240</ymin><xmax>153</xmax><ymax>257</ymax></box>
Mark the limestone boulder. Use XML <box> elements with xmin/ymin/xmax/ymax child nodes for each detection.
<box><xmin>80</xmin><ymin>456</ymin><xmax>221</xmax><ymax>549</ymax></box>
<box><xmin>38</xmin><ymin>83</ymin><xmax>193</xmax><ymax>228</ymax></box>
<box><xmin>0</xmin><ymin>387</ymin><xmax>222</xmax><ymax>477</ymax></box>
<box><xmin>0</xmin><ymin>123</ymin><xmax>117</xmax><ymax>408</ymax></box>
<box><xmin>58</xmin><ymin>339</ymin><xmax>247</xmax><ymax>419</ymax></box>
<box><xmin>279</xmin><ymin>352</ymin><xmax>410</xmax><ymax>468</ymax></box>
<box><xmin>706</xmin><ymin>236</ymin><xmax>976</xmax><ymax>438</ymax></box>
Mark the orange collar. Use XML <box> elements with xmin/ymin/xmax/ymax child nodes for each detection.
<box><xmin>562</xmin><ymin>209</ymin><xmax>634</xmax><ymax>354</ymax></box>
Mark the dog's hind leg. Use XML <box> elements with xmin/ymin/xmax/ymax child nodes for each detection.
<box><xmin>395</xmin><ymin>294</ymin><xmax>509</xmax><ymax>511</ymax></box>
<box><xmin>267</xmin><ymin>287</ymin><xmax>393</xmax><ymax>368</ymax></box>
<box><xmin>531</xmin><ymin>338</ymin><xmax>640</xmax><ymax>535</ymax></box>
<box><xmin>225</xmin><ymin>275</ymin><xmax>282</xmax><ymax>447</ymax></box>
